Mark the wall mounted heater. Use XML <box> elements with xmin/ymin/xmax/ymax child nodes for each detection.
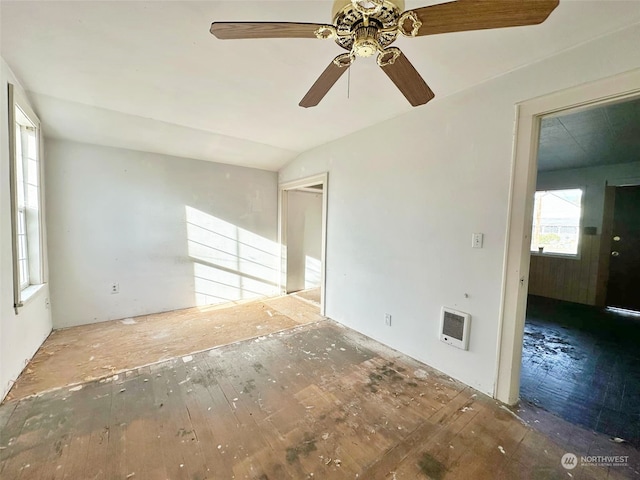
<box><xmin>439</xmin><ymin>307</ymin><xmax>471</xmax><ymax>350</ymax></box>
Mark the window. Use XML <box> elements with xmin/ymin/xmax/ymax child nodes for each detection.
<box><xmin>531</xmin><ymin>188</ymin><xmax>582</xmax><ymax>256</ymax></box>
<box><xmin>9</xmin><ymin>84</ymin><xmax>44</xmax><ymax>308</ymax></box>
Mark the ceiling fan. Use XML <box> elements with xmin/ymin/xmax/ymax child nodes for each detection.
<box><xmin>210</xmin><ymin>0</ymin><xmax>559</xmax><ymax>108</ymax></box>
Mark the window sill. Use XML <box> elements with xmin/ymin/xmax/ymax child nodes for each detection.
<box><xmin>19</xmin><ymin>283</ymin><xmax>46</xmax><ymax>306</ymax></box>
<box><xmin>530</xmin><ymin>251</ymin><xmax>580</xmax><ymax>260</ymax></box>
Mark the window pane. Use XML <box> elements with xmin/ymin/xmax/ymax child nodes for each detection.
<box><xmin>13</xmin><ymin>113</ymin><xmax>41</xmax><ymax>291</ymax></box>
<box><xmin>19</xmin><ymin>259</ymin><xmax>29</xmax><ymax>288</ymax></box>
<box><xmin>27</xmin><ymin>129</ymin><xmax>37</xmax><ymax>159</ymax></box>
<box><xmin>27</xmin><ymin>157</ymin><xmax>39</xmax><ymax>188</ymax></box>
<box><xmin>531</xmin><ymin>188</ymin><xmax>582</xmax><ymax>255</ymax></box>
<box><xmin>27</xmin><ymin>184</ymin><xmax>38</xmax><ymax>208</ymax></box>
<box><xmin>17</xmin><ymin>209</ymin><xmax>26</xmax><ymax>234</ymax></box>
<box><xmin>15</xmin><ymin>126</ymin><xmax>25</xmax><ymax>207</ymax></box>
<box><xmin>17</xmin><ymin>209</ymin><xmax>29</xmax><ymax>265</ymax></box>
<box><xmin>18</xmin><ymin>236</ymin><xmax>28</xmax><ymax>285</ymax></box>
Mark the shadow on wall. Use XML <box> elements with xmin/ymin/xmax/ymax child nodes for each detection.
<box><xmin>305</xmin><ymin>255</ymin><xmax>321</xmax><ymax>289</ymax></box>
<box><xmin>185</xmin><ymin>206</ymin><xmax>279</xmax><ymax>306</ymax></box>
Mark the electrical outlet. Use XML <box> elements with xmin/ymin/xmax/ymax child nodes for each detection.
<box><xmin>385</xmin><ymin>313</ymin><xmax>392</xmax><ymax>326</ymax></box>
<box><xmin>110</xmin><ymin>282</ymin><xmax>119</xmax><ymax>294</ymax></box>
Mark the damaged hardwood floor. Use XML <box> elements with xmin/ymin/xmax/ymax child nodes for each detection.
<box><xmin>5</xmin><ymin>294</ymin><xmax>323</xmax><ymax>402</ymax></box>
<box><xmin>0</xmin><ymin>292</ymin><xmax>636</xmax><ymax>479</ymax></box>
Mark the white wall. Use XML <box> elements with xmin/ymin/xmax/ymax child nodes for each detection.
<box><xmin>1</xmin><ymin>58</ymin><xmax>52</xmax><ymax>401</ymax></box>
<box><xmin>279</xmin><ymin>25</ymin><xmax>640</xmax><ymax>396</ymax></box>
<box><xmin>537</xmin><ymin>161</ymin><xmax>640</xmax><ymax>232</ymax></box>
<box><xmin>286</xmin><ymin>190</ymin><xmax>322</xmax><ymax>292</ymax></box>
<box><xmin>46</xmin><ymin>139</ymin><xmax>279</xmax><ymax>328</ymax></box>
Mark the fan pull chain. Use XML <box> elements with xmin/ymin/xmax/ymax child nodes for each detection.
<box><xmin>347</xmin><ymin>66</ymin><xmax>351</xmax><ymax>100</ymax></box>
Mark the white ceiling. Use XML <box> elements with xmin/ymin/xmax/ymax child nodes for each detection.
<box><xmin>2</xmin><ymin>1</ymin><xmax>640</xmax><ymax>171</ymax></box>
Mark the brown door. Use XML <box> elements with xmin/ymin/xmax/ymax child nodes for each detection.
<box><xmin>606</xmin><ymin>185</ymin><xmax>640</xmax><ymax>311</ymax></box>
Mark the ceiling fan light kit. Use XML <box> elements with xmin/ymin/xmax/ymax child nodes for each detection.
<box><xmin>210</xmin><ymin>0</ymin><xmax>559</xmax><ymax>108</ymax></box>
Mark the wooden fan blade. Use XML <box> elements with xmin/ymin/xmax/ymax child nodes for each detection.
<box><xmin>408</xmin><ymin>0</ymin><xmax>559</xmax><ymax>36</ymax></box>
<box><xmin>299</xmin><ymin>58</ymin><xmax>350</xmax><ymax>108</ymax></box>
<box><xmin>380</xmin><ymin>52</ymin><xmax>434</xmax><ymax>107</ymax></box>
<box><xmin>210</xmin><ymin>22</ymin><xmax>327</xmax><ymax>40</ymax></box>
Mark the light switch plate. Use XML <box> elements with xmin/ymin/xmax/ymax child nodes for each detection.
<box><xmin>472</xmin><ymin>233</ymin><xmax>483</xmax><ymax>249</ymax></box>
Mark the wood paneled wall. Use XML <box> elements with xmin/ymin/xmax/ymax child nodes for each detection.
<box><xmin>528</xmin><ymin>234</ymin><xmax>601</xmax><ymax>305</ymax></box>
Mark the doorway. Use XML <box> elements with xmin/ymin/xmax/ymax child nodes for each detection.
<box><xmin>496</xmin><ymin>69</ymin><xmax>640</xmax><ymax>406</ymax></box>
<box><xmin>509</xmin><ymin>88</ymin><xmax>640</xmax><ymax>444</ymax></box>
<box><xmin>279</xmin><ymin>173</ymin><xmax>328</xmax><ymax>315</ymax></box>
<box><xmin>522</xmin><ymin>171</ymin><xmax>640</xmax><ymax>446</ymax></box>
<box><xmin>285</xmin><ymin>186</ymin><xmax>323</xmax><ymax>294</ymax></box>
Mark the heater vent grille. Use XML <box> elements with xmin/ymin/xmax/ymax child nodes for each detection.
<box><xmin>440</xmin><ymin>307</ymin><xmax>470</xmax><ymax>350</ymax></box>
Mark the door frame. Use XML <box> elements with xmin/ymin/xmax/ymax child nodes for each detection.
<box><xmin>494</xmin><ymin>68</ymin><xmax>640</xmax><ymax>405</ymax></box>
<box><xmin>278</xmin><ymin>173</ymin><xmax>328</xmax><ymax>315</ymax></box>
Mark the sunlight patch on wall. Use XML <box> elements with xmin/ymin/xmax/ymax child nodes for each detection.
<box><xmin>304</xmin><ymin>255</ymin><xmax>321</xmax><ymax>290</ymax></box>
<box><xmin>186</xmin><ymin>206</ymin><xmax>279</xmax><ymax>306</ymax></box>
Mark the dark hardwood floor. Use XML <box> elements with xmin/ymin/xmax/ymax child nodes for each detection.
<box><xmin>520</xmin><ymin>295</ymin><xmax>640</xmax><ymax>446</ymax></box>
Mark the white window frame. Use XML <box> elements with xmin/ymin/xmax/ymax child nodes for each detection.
<box><xmin>530</xmin><ymin>187</ymin><xmax>584</xmax><ymax>258</ymax></box>
<box><xmin>8</xmin><ymin>83</ymin><xmax>45</xmax><ymax>310</ymax></box>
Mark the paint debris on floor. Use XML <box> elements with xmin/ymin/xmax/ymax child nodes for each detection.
<box><xmin>4</xmin><ymin>292</ymin><xmax>324</xmax><ymax>402</ymax></box>
<box><xmin>2</xmin><ymin>318</ymin><xmax>637</xmax><ymax>479</ymax></box>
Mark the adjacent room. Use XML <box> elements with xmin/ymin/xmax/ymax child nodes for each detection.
<box><xmin>1</xmin><ymin>1</ymin><xmax>640</xmax><ymax>478</ymax></box>
<box><xmin>520</xmin><ymin>97</ymin><xmax>640</xmax><ymax>445</ymax></box>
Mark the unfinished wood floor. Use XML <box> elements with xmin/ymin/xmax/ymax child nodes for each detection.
<box><xmin>1</xmin><ymin>318</ymin><xmax>633</xmax><ymax>479</ymax></box>
<box><xmin>292</xmin><ymin>289</ymin><xmax>321</xmax><ymax>305</ymax></box>
<box><xmin>5</xmin><ymin>293</ymin><xmax>323</xmax><ymax>402</ymax></box>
